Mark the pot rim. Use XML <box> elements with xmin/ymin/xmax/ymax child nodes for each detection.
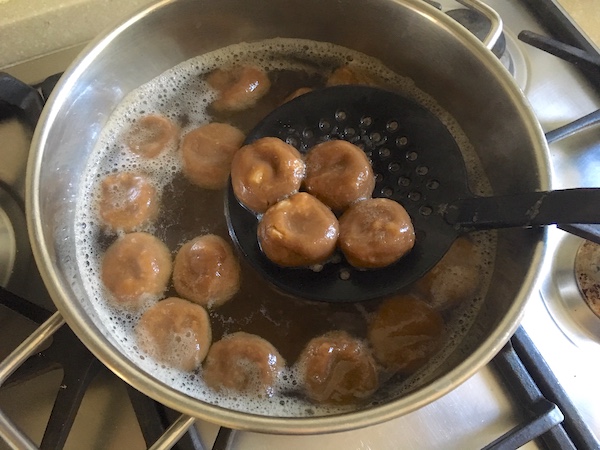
<box><xmin>25</xmin><ymin>0</ymin><xmax>551</xmax><ymax>434</ymax></box>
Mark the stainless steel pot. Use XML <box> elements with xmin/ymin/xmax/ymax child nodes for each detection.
<box><xmin>24</xmin><ymin>0</ymin><xmax>548</xmax><ymax>435</ymax></box>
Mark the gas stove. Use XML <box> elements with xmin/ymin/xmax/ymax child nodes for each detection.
<box><xmin>1</xmin><ymin>1</ymin><xmax>599</xmax><ymax>449</ymax></box>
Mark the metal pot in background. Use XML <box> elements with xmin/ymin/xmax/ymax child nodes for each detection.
<box><xmin>24</xmin><ymin>0</ymin><xmax>548</xmax><ymax>435</ymax></box>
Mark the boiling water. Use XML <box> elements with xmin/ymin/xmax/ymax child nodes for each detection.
<box><xmin>74</xmin><ymin>38</ymin><xmax>496</xmax><ymax>416</ymax></box>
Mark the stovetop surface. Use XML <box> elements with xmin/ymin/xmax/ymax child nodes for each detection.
<box><xmin>1</xmin><ymin>1</ymin><xmax>599</xmax><ymax>449</ymax></box>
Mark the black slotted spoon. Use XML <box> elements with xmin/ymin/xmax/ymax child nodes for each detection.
<box><xmin>225</xmin><ymin>85</ymin><xmax>600</xmax><ymax>303</ymax></box>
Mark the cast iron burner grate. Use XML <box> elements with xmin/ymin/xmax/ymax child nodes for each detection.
<box><xmin>2</xmin><ymin>284</ymin><xmax>598</xmax><ymax>449</ymax></box>
<box><xmin>489</xmin><ymin>328</ymin><xmax>599</xmax><ymax>450</ymax></box>
<box><xmin>0</xmin><ymin>286</ymin><xmax>204</xmax><ymax>450</ymax></box>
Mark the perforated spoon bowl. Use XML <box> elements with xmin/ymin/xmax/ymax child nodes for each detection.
<box><xmin>225</xmin><ymin>85</ymin><xmax>600</xmax><ymax>302</ymax></box>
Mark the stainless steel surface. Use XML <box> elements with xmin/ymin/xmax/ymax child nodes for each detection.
<box><xmin>0</xmin><ymin>0</ymin><xmax>599</xmax><ymax>448</ymax></box>
<box><xmin>0</xmin><ymin>207</ymin><xmax>16</xmax><ymax>287</ymax></box>
<box><xmin>26</xmin><ymin>0</ymin><xmax>547</xmax><ymax>434</ymax></box>
<box><xmin>457</xmin><ymin>0</ymin><xmax>503</xmax><ymax>49</ymax></box>
<box><xmin>493</xmin><ymin>0</ymin><xmax>600</xmax><ymax>438</ymax></box>
<box><xmin>541</xmin><ymin>234</ymin><xmax>600</xmax><ymax>349</ymax></box>
<box><xmin>0</xmin><ymin>313</ymin><xmax>64</xmax><ymax>450</ymax></box>
<box><xmin>148</xmin><ymin>415</ymin><xmax>196</xmax><ymax>450</ymax></box>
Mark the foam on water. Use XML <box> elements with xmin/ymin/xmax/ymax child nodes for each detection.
<box><xmin>74</xmin><ymin>38</ymin><xmax>496</xmax><ymax>417</ymax></box>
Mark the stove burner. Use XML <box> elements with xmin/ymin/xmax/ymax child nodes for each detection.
<box><xmin>501</xmin><ymin>30</ymin><xmax>529</xmax><ymax>92</ymax></box>
<box><xmin>445</xmin><ymin>8</ymin><xmax>528</xmax><ymax>92</ymax></box>
<box><xmin>540</xmin><ymin>232</ymin><xmax>600</xmax><ymax>348</ymax></box>
<box><xmin>575</xmin><ymin>240</ymin><xmax>600</xmax><ymax>319</ymax></box>
<box><xmin>446</xmin><ymin>8</ymin><xmax>507</xmax><ymax>58</ymax></box>
<box><xmin>0</xmin><ymin>206</ymin><xmax>16</xmax><ymax>286</ymax></box>
<box><xmin>0</xmin><ymin>184</ymin><xmax>29</xmax><ymax>292</ymax></box>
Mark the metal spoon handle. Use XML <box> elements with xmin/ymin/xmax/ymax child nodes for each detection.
<box><xmin>446</xmin><ymin>188</ymin><xmax>600</xmax><ymax>244</ymax></box>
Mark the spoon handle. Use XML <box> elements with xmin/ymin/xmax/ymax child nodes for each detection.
<box><xmin>446</xmin><ymin>188</ymin><xmax>600</xmax><ymax>244</ymax></box>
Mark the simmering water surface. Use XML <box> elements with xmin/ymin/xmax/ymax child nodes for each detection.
<box><xmin>74</xmin><ymin>38</ymin><xmax>496</xmax><ymax>416</ymax></box>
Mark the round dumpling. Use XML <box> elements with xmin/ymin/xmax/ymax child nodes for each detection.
<box><xmin>203</xmin><ymin>332</ymin><xmax>285</xmax><ymax>397</ymax></box>
<box><xmin>101</xmin><ymin>232</ymin><xmax>172</xmax><ymax>308</ymax></box>
<box><xmin>172</xmin><ymin>234</ymin><xmax>240</xmax><ymax>308</ymax></box>
<box><xmin>136</xmin><ymin>297</ymin><xmax>212</xmax><ymax>371</ymax></box>
<box><xmin>297</xmin><ymin>330</ymin><xmax>378</xmax><ymax>405</ymax></box>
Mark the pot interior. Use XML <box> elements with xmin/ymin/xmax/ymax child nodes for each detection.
<box><xmin>29</xmin><ymin>0</ymin><xmax>548</xmax><ymax>433</ymax></box>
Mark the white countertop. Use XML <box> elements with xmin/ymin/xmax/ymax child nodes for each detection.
<box><xmin>558</xmin><ymin>0</ymin><xmax>600</xmax><ymax>48</ymax></box>
<box><xmin>1</xmin><ymin>0</ymin><xmax>599</xmax><ymax>70</ymax></box>
<box><xmin>0</xmin><ymin>0</ymin><xmax>155</xmax><ymax>69</ymax></box>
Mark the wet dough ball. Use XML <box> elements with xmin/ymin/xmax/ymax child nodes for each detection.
<box><xmin>203</xmin><ymin>332</ymin><xmax>285</xmax><ymax>397</ymax></box>
<box><xmin>297</xmin><ymin>330</ymin><xmax>378</xmax><ymax>405</ymax></box>
<box><xmin>101</xmin><ymin>232</ymin><xmax>172</xmax><ymax>307</ymax></box>
<box><xmin>136</xmin><ymin>297</ymin><xmax>212</xmax><ymax>372</ymax></box>
<box><xmin>368</xmin><ymin>295</ymin><xmax>444</xmax><ymax>374</ymax></box>
<box><xmin>98</xmin><ymin>172</ymin><xmax>158</xmax><ymax>232</ymax></box>
<box><xmin>326</xmin><ymin>65</ymin><xmax>375</xmax><ymax>87</ymax></box>
<box><xmin>172</xmin><ymin>234</ymin><xmax>240</xmax><ymax>308</ymax></box>
<box><xmin>206</xmin><ymin>65</ymin><xmax>271</xmax><ymax>113</ymax></box>
<box><xmin>126</xmin><ymin>114</ymin><xmax>178</xmax><ymax>158</ymax></box>
<box><xmin>258</xmin><ymin>192</ymin><xmax>339</xmax><ymax>267</ymax></box>
<box><xmin>304</xmin><ymin>140</ymin><xmax>375</xmax><ymax>211</ymax></box>
<box><xmin>181</xmin><ymin>122</ymin><xmax>245</xmax><ymax>189</ymax></box>
<box><xmin>339</xmin><ymin>198</ymin><xmax>415</xmax><ymax>268</ymax></box>
<box><xmin>412</xmin><ymin>237</ymin><xmax>482</xmax><ymax>311</ymax></box>
<box><xmin>231</xmin><ymin>137</ymin><xmax>305</xmax><ymax>213</ymax></box>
